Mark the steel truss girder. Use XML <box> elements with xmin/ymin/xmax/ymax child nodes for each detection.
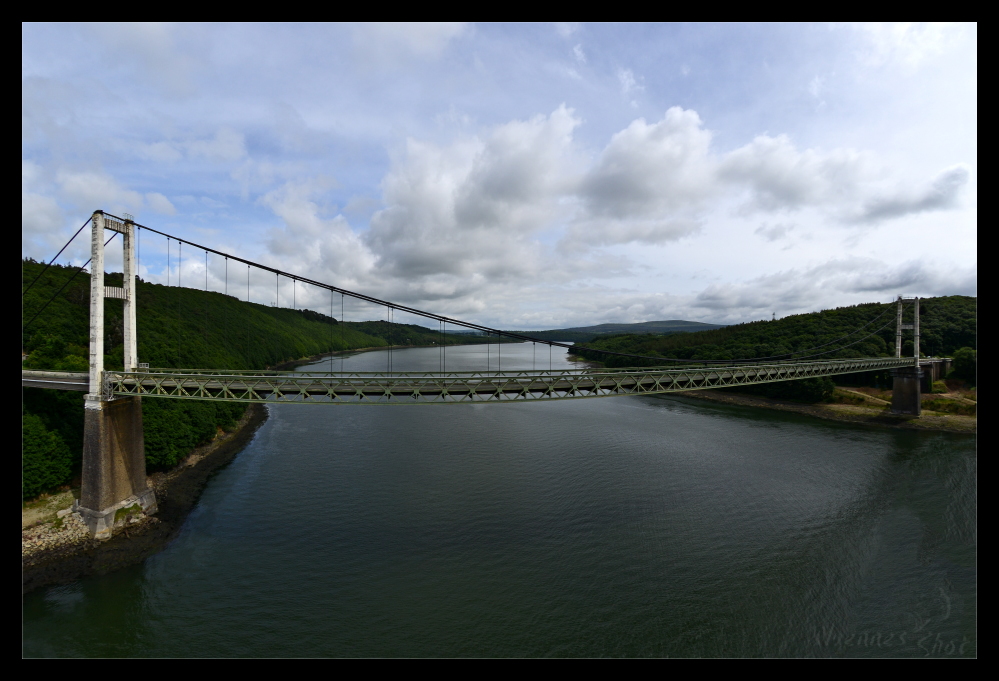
<box><xmin>105</xmin><ymin>358</ymin><xmax>910</xmax><ymax>405</ymax></box>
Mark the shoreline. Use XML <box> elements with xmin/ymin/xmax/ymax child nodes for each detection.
<box><xmin>22</xmin><ymin>403</ymin><xmax>269</xmax><ymax>594</ymax></box>
<box><xmin>668</xmin><ymin>389</ymin><xmax>976</xmax><ymax>434</ymax></box>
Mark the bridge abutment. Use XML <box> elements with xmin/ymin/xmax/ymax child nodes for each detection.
<box><xmin>890</xmin><ymin>367</ymin><xmax>923</xmax><ymax>416</ymax></box>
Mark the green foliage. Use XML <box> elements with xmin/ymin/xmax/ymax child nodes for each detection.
<box><xmin>22</xmin><ymin>412</ymin><xmax>72</xmax><ymax>501</ymax></box>
<box><xmin>22</xmin><ymin>388</ymin><xmax>84</xmax><ymax>470</ymax></box>
<box><xmin>922</xmin><ymin>397</ymin><xmax>977</xmax><ymax>416</ymax></box>
<box><xmin>143</xmin><ymin>399</ymin><xmax>247</xmax><ymax>469</ymax></box>
<box><xmin>950</xmin><ymin>347</ymin><xmax>977</xmax><ymax>384</ymax></box>
<box><xmin>931</xmin><ymin>380</ymin><xmax>949</xmax><ymax>394</ymax></box>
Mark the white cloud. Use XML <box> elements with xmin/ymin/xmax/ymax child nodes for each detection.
<box><xmin>580</xmin><ymin>107</ymin><xmax>714</xmax><ymax>220</ymax></box>
<box><xmin>185</xmin><ymin>127</ymin><xmax>247</xmax><ymax>162</ymax></box>
<box><xmin>351</xmin><ymin>23</ymin><xmax>467</xmax><ymax>67</ymax></box>
<box><xmin>57</xmin><ymin>169</ymin><xmax>144</xmax><ymax>214</ymax></box>
<box><xmin>555</xmin><ymin>23</ymin><xmax>580</xmax><ymax>38</ymax></box>
<box><xmin>755</xmin><ymin>223</ymin><xmax>795</xmax><ymax>241</ymax></box>
<box><xmin>854</xmin><ymin>164</ymin><xmax>969</xmax><ymax>223</ymax></box>
<box><xmin>573</xmin><ymin>44</ymin><xmax>586</xmax><ymax>63</ymax></box>
<box><xmin>719</xmin><ymin>134</ymin><xmax>868</xmax><ymax>213</ymax></box>
<box><xmin>617</xmin><ymin>68</ymin><xmax>642</xmax><ymax>95</ymax></box>
<box><xmin>145</xmin><ymin>192</ymin><xmax>176</xmax><ymax>215</ymax></box>
<box><xmin>365</xmin><ymin>106</ymin><xmax>580</xmax><ymax>285</ymax></box>
<box><xmin>93</xmin><ymin>22</ymin><xmax>198</xmax><ymax>96</ymax></box>
<box><xmin>259</xmin><ymin>177</ymin><xmax>377</xmax><ymax>292</ymax></box>
<box><xmin>692</xmin><ymin>257</ymin><xmax>976</xmax><ymax>320</ymax></box>
<box><xmin>856</xmin><ymin>22</ymin><xmax>963</xmax><ymax>68</ymax></box>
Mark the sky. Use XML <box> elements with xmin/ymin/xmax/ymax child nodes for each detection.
<box><xmin>22</xmin><ymin>23</ymin><xmax>977</xmax><ymax>329</ymax></box>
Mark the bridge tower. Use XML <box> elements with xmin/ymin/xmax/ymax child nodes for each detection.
<box><xmin>76</xmin><ymin>211</ymin><xmax>157</xmax><ymax>540</ymax></box>
<box><xmin>890</xmin><ymin>296</ymin><xmax>922</xmax><ymax>416</ymax></box>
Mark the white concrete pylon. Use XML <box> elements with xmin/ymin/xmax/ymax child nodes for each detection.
<box><xmin>123</xmin><ymin>218</ymin><xmax>138</xmax><ymax>371</ymax></box>
<box><xmin>88</xmin><ymin>211</ymin><xmax>105</xmax><ymax>398</ymax></box>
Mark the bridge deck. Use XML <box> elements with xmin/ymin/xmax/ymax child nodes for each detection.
<box><xmin>23</xmin><ymin>358</ymin><xmax>913</xmax><ymax>404</ymax></box>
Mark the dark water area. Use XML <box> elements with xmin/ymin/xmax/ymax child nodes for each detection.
<box><xmin>23</xmin><ymin>344</ymin><xmax>976</xmax><ymax>657</ymax></box>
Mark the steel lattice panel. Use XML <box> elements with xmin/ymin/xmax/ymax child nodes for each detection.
<box><xmin>105</xmin><ymin>358</ymin><xmax>911</xmax><ymax>405</ymax></box>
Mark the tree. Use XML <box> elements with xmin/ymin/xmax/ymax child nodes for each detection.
<box><xmin>22</xmin><ymin>412</ymin><xmax>72</xmax><ymax>501</ymax></box>
<box><xmin>951</xmin><ymin>347</ymin><xmax>977</xmax><ymax>384</ymax></box>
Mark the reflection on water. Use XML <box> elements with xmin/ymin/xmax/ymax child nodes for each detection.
<box><xmin>23</xmin><ymin>344</ymin><xmax>976</xmax><ymax>657</ymax></box>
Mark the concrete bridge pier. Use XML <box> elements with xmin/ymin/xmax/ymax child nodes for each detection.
<box><xmin>891</xmin><ymin>295</ymin><xmax>922</xmax><ymax>417</ymax></box>
<box><xmin>75</xmin><ymin>211</ymin><xmax>156</xmax><ymax>540</ymax></box>
<box><xmin>78</xmin><ymin>396</ymin><xmax>156</xmax><ymax>539</ymax></box>
<box><xmin>890</xmin><ymin>367</ymin><xmax>923</xmax><ymax>415</ymax></box>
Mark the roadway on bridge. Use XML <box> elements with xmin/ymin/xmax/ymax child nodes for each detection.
<box><xmin>23</xmin><ymin>357</ymin><xmax>912</xmax><ymax>404</ymax></box>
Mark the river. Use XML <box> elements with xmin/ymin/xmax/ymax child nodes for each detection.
<box><xmin>22</xmin><ymin>343</ymin><xmax>977</xmax><ymax>657</ymax></box>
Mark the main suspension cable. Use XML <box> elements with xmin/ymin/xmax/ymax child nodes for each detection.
<box><xmin>122</xmin><ymin>216</ymin><xmax>897</xmax><ymax>366</ymax></box>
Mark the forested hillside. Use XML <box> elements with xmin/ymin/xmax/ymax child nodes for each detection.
<box><xmin>573</xmin><ymin>297</ymin><xmax>977</xmax><ymax>402</ymax></box>
<box><xmin>575</xmin><ymin>297</ymin><xmax>976</xmax><ymax>366</ymax></box>
<box><xmin>20</xmin><ymin>259</ymin><xmax>469</xmax><ymax>499</ymax></box>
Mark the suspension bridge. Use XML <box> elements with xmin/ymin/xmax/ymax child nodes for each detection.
<box><xmin>22</xmin><ymin>211</ymin><xmax>935</xmax><ymax>539</ymax></box>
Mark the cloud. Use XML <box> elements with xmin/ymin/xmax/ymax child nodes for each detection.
<box><xmin>258</xmin><ymin>177</ymin><xmax>376</xmax><ymax>292</ymax></box>
<box><xmin>351</xmin><ymin>23</ymin><xmax>467</xmax><ymax>67</ymax></box>
<box><xmin>93</xmin><ymin>23</ymin><xmax>198</xmax><ymax>96</ymax></box>
<box><xmin>577</xmin><ymin>107</ymin><xmax>714</xmax><ymax>221</ymax></box>
<box><xmin>855</xmin><ymin>165</ymin><xmax>969</xmax><ymax>223</ymax></box>
<box><xmin>22</xmin><ymin>161</ymin><xmax>65</xmax><ymax>252</ymax></box>
<box><xmin>365</xmin><ymin>106</ymin><xmax>580</xmax><ymax>285</ymax></box>
<box><xmin>573</xmin><ymin>44</ymin><xmax>586</xmax><ymax>63</ymax></box>
<box><xmin>555</xmin><ymin>23</ymin><xmax>580</xmax><ymax>38</ymax></box>
<box><xmin>691</xmin><ymin>257</ymin><xmax>976</xmax><ymax>320</ymax></box>
<box><xmin>719</xmin><ymin>134</ymin><xmax>867</xmax><ymax>212</ymax></box>
<box><xmin>145</xmin><ymin>192</ymin><xmax>176</xmax><ymax>215</ymax></box>
<box><xmin>57</xmin><ymin>169</ymin><xmax>144</xmax><ymax>214</ymax></box>
<box><xmin>185</xmin><ymin>127</ymin><xmax>247</xmax><ymax>162</ymax></box>
<box><xmin>856</xmin><ymin>22</ymin><xmax>963</xmax><ymax>68</ymax></box>
<box><xmin>617</xmin><ymin>68</ymin><xmax>642</xmax><ymax>96</ymax></box>
<box><xmin>754</xmin><ymin>223</ymin><xmax>795</xmax><ymax>241</ymax></box>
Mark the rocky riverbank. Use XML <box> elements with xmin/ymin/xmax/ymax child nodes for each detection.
<box><xmin>670</xmin><ymin>389</ymin><xmax>976</xmax><ymax>433</ymax></box>
<box><xmin>21</xmin><ymin>403</ymin><xmax>268</xmax><ymax>594</ymax></box>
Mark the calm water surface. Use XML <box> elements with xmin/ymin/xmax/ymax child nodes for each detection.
<box><xmin>23</xmin><ymin>344</ymin><xmax>977</xmax><ymax>657</ymax></box>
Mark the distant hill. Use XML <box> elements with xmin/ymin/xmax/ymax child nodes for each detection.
<box><xmin>505</xmin><ymin>320</ymin><xmax>726</xmax><ymax>343</ymax></box>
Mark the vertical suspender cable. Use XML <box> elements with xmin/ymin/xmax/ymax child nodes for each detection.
<box><xmin>224</xmin><ymin>257</ymin><xmax>228</xmax><ymax>360</ymax></box>
<box><xmin>204</xmin><ymin>250</ymin><xmax>208</xmax><ymax>342</ymax></box>
<box><xmin>179</xmin><ymin>241</ymin><xmax>182</xmax><ymax>288</ymax></box>
<box><xmin>246</xmin><ymin>265</ymin><xmax>250</xmax><ymax>367</ymax></box>
<box><xmin>341</xmin><ymin>293</ymin><xmax>344</xmax><ymax>375</ymax></box>
<box><xmin>167</xmin><ymin>237</ymin><xmax>170</xmax><ymax>286</ymax></box>
<box><xmin>330</xmin><ymin>288</ymin><xmax>334</xmax><ymax>374</ymax></box>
